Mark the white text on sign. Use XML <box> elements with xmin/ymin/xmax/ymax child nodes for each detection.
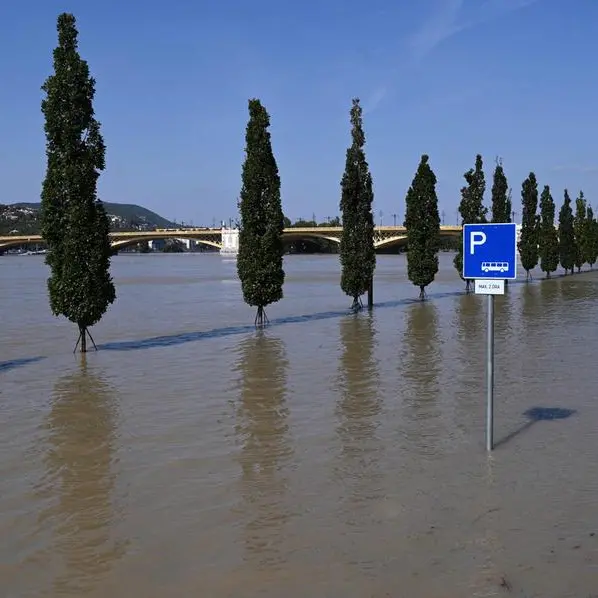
<box><xmin>474</xmin><ymin>279</ymin><xmax>505</xmax><ymax>295</ymax></box>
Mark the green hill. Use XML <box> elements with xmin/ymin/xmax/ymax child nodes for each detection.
<box><xmin>2</xmin><ymin>202</ymin><xmax>176</xmax><ymax>235</ymax></box>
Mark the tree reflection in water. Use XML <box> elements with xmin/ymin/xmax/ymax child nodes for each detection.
<box><xmin>234</xmin><ymin>332</ymin><xmax>292</xmax><ymax>570</ymax></box>
<box><xmin>42</xmin><ymin>357</ymin><xmax>127</xmax><ymax>596</ymax></box>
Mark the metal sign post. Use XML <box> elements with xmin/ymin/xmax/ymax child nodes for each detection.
<box><xmin>463</xmin><ymin>223</ymin><xmax>518</xmax><ymax>451</ymax></box>
<box><xmin>486</xmin><ymin>293</ymin><xmax>495</xmax><ymax>451</ymax></box>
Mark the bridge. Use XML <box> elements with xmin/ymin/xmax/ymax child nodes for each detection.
<box><xmin>0</xmin><ymin>225</ymin><xmax>463</xmax><ymax>252</ymax></box>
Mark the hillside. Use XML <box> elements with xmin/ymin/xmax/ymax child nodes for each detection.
<box><xmin>1</xmin><ymin>202</ymin><xmax>176</xmax><ymax>235</ymax></box>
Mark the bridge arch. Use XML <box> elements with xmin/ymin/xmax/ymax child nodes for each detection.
<box><xmin>111</xmin><ymin>235</ymin><xmax>221</xmax><ymax>251</ymax></box>
<box><xmin>283</xmin><ymin>232</ymin><xmax>341</xmax><ymax>245</ymax></box>
<box><xmin>374</xmin><ymin>236</ymin><xmax>408</xmax><ymax>249</ymax></box>
<box><xmin>0</xmin><ymin>238</ymin><xmax>47</xmax><ymax>251</ymax></box>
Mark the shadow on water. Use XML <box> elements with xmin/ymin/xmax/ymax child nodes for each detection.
<box><xmin>0</xmin><ymin>356</ymin><xmax>45</xmax><ymax>373</ymax></box>
<box><xmin>400</xmin><ymin>302</ymin><xmax>443</xmax><ymax>455</ymax></box>
<box><xmin>38</xmin><ymin>357</ymin><xmax>128</xmax><ymax>595</ymax></box>
<box><xmin>334</xmin><ymin>313</ymin><xmax>383</xmax><ymax>517</ymax></box>
<box><xmin>97</xmin><ymin>289</ymin><xmax>466</xmax><ymax>353</ymax></box>
<box><xmin>233</xmin><ymin>332</ymin><xmax>292</xmax><ymax>569</ymax></box>
<box><xmin>494</xmin><ymin>407</ymin><xmax>577</xmax><ymax>449</ymax></box>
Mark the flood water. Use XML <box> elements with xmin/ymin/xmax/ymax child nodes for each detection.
<box><xmin>1</xmin><ymin>252</ymin><xmax>597</xmax><ymax>597</ymax></box>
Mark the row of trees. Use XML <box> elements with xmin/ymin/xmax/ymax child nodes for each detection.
<box><xmin>37</xmin><ymin>13</ymin><xmax>594</xmax><ymax>351</ymax></box>
<box><xmin>448</xmin><ymin>153</ymin><xmax>598</xmax><ymax>285</ymax></box>
<box><xmin>236</xmin><ymin>96</ymin><xmax>443</xmax><ymax>318</ymax></box>
<box><xmin>519</xmin><ymin>178</ymin><xmax>598</xmax><ymax>278</ymax></box>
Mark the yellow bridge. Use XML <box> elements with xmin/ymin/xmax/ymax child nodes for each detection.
<box><xmin>0</xmin><ymin>225</ymin><xmax>462</xmax><ymax>251</ymax></box>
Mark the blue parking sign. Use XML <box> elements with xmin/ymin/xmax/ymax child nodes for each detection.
<box><xmin>462</xmin><ymin>223</ymin><xmax>517</xmax><ymax>280</ymax></box>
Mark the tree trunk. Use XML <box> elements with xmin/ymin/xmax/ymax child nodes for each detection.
<box><xmin>254</xmin><ymin>305</ymin><xmax>269</xmax><ymax>328</ymax></box>
<box><xmin>419</xmin><ymin>285</ymin><xmax>426</xmax><ymax>300</ymax></box>
<box><xmin>351</xmin><ymin>296</ymin><xmax>362</xmax><ymax>312</ymax></box>
<box><xmin>367</xmin><ymin>278</ymin><xmax>373</xmax><ymax>310</ymax></box>
<box><xmin>79</xmin><ymin>324</ymin><xmax>87</xmax><ymax>353</ymax></box>
<box><xmin>465</xmin><ymin>279</ymin><xmax>472</xmax><ymax>293</ymax></box>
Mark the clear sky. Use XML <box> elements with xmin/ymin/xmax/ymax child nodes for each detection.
<box><xmin>1</xmin><ymin>0</ymin><xmax>596</xmax><ymax>226</ymax></box>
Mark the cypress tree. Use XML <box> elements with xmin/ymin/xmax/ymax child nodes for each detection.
<box><xmin>573</xmin><ymin>191</ymin><xmax>587</xmax><ymax>272</ymax></box>
<box><xmin>236</xmin><ymin>99</ymin><xmax>285</xmax><ymax>326</ymax></box>
<box><xmin>538</xmin><ymin>185</ymin><xmax>559</xmax><ymax>278</ymax></box>
<box><xmin>586</xmin><ymin>205</ymin><xmax>598</xmax><ymax>269</ymax></box>
<box><xmin>453</xmin><ymin>154</ymin><xmax>487</xmax><ymax>291</ymax></box>
<box><xmin>404</xmin><ymin>155</ymin><xmax>441</xmax><ymax>300</ymax></box>
<box><xmin>518</xmin><ymin>172</ymin><xmax>539</xmax><ymax>280</ymax></box>
<box><xmin>490</xmin><ymin>158</ymin><xmax>512</xmax><ymax>286</ymax></box>
<box><xmin>558</xmin><ymin>189</ymin><xmax>576</xmax><ymax>274</ymax></box>
<box><xmin>490</xmin><ymin>158</ymin><xmax>511</xmax><ymax>223</ymax></box>
<box><xmin>40</xmin><ymin>13</ymin><xmax>115</xmax><ymax>352</ymax></box>
<box><xmin>339</xmin><ymin>98</ymin><xmax>375</xmax><ymax>311</ymax></box>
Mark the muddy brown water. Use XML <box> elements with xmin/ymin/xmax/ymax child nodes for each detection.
<box><xmin>1</xmin><ymin>253</ymin><xmax>597</xmax><ymax>597</ymax></box>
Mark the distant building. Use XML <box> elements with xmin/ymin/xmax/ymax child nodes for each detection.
<box><xmin>220</xmin><ymin>226</ymin><xmax>239</xmax><ymax>255</ymax></box>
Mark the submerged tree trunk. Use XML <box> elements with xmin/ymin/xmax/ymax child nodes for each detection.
<box><xmin>546</xmin><ymin>271</ymin><xmax>551</xmax><ymax>279</ymax></box>
<box><xmin>351</xmin><ymin>295</ymin><xmax>363</xmax><ymax>312</ymax></box>
<box><xmin>254</xmin><ymin>305</ymin><xmax>269</xmax><ymax>328</ymax></box>
<box><xmin>74</xmin><ymin>324</ymin><xmax>98</xmax><ymax>353</ymax></box>
<box><xmin>79</xmin><ymin>324</ymin><xmax>87</xmax><ymax>353</ymax></box>
<box><xmin>367</xmin><ymin>278</ymin><xmax>373</xmax><ymax>310</ymax></box>
<box><xmin>465</xmin><ymin>279</ymin><xmax>472</xmax><ymax>293</ymax></box>
<box><xmin>419</xmin><ymin>285</ymin><xmax>426</xmax><ymax>300</ymax></box>
<box><xmin>525</xmin><ymin>269</ymin><xmax>532</xmax><ymax>281</ymax></box>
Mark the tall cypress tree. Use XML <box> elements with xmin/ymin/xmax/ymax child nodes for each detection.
<box><xmin>339</xmin><ymin>98</ymin><xmax>375</xmax><ymax>311</ymax></box>
<box><xmin>237</xmin><ymin>99</ymin><xmax>285</xmax><ymax>326</ymax></box>
<box><xmin>404</xmin><ymin>155</ymin><xmax>440</xmax><ymax>300</ymax></box>
<box><xmin>490</xmin><ymin>158</ymin><xmax>512</xmax><ymax>286</ymax></box>
<box><xmin>518</xmin><ymin>172</ymin><xmax>539</xmax><ymax>280</ymax></box>
<box><xmin>40</xmin><ymin>13</ymin><xmax>115</xmax><ymax>352</ymax></box>
<box><xmin>573</xmin><ymin>191</ymin><xmax>587</xmax><ymax>272</ymax></box>
<box><xmin>538</xmin><ymin>185</ymin><xmax>559</xmax><ymax>278</ymax></box>
<box><xmin>453</xmin><ymin>154</ymin><xmax>487</xmax><ymax>291</ymax></box>
<box><xmin>558</xmin><ymin>189</ymin><xmax>576</xmax><ymax>275</ymax></box>
<box><xmin>490</xmin><ymin>158</ymin><xmax>511</xmax><ymax>223</ymax></box>
<box><xmin>586</xmin><ymin>205</ymin><xmax>598</xmax><ymax>269</ymax></box>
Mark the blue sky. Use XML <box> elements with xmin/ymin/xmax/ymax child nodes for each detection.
<box><xmin>1</xmin><ymin>0</ymin><xmax>595</xmax><ymax>226</ymax></box>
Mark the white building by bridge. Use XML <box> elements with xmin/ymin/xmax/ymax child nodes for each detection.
<box><xmin>220</xmin><ymin>226</ymin><xmax>239</xmax><ymax>255</ymax></box>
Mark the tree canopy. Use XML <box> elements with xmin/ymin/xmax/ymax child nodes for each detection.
<box><xmin>573</xmin><ymin>191</ymin><xmax>587</xmax><ymax>272</ymax></box>
<box><xmin>454</xmin><ymin>154</ymin><xmax>487</xmax><ymax>290</ymax></box>
<box><xmin>339</xmin><ymin>98</ymin><xmax>376</xmax><ymax>310</ymax></box>
<box><xmin>538</xmin><ymin>185</ymin><xmax>559</xmax><ymax>278</ymax></box>
<box><xmin>558</xmin><ymin>189</ymin><xmax>576</xmax><ymax>274</ymax></box>
<box><xmin>236</xmin><ymin>99</ymin><xmax>285</xmax><ymax>326</ymax></box>
<box><xmin>40</xmin><ymin>12</ymin><xmax>115</xmax><ymax>352</ymax></box>
<box><xmin>490</xmin><ymin>158</ymin><xmax>511</xmax><ymax>223</ymax></box>
<box><xmin>404</xmin><ymin>155</ymin><xmax>441</xmax><ymax>299</ymax></box>
<box><xmin>518</xmin><ymin>172</ymin><xmax>539</xmax><ymax>279</ymax></box>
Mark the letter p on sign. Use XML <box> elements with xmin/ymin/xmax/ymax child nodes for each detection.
<box><xmin>470</xmin><ymin>231</ymin><xmax>486</xmax><ymax>254</ymax></box>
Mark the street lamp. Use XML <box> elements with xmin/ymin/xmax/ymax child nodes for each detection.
<box><xmin>392</xmin><ymin>213</ymin><xmax>397</xmax><ymax>226</ymax></box>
